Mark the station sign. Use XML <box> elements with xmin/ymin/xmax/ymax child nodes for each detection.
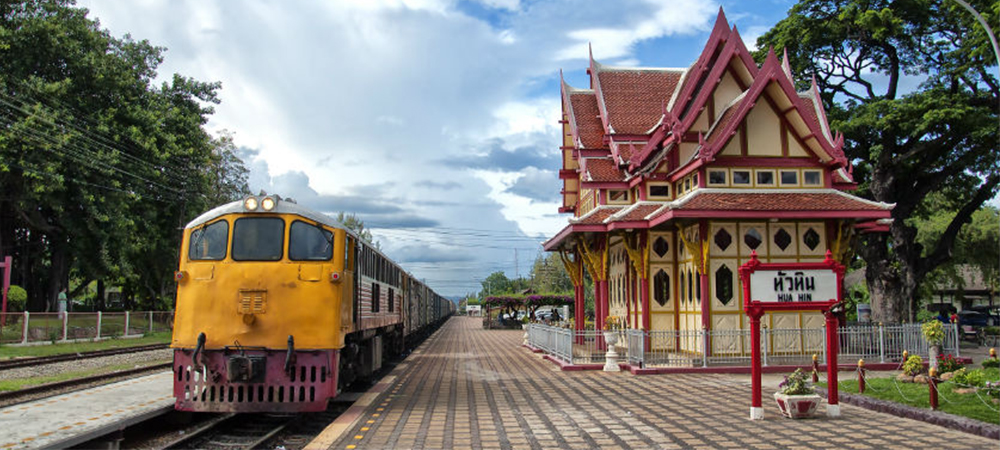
<box><xmin>740</xmin><ymin>250</ymin><xmax>845</xmax><ymax>420</ymax></box>
<box><xmin>748</xmin><ymin>269</ymin><xmax>838</xmax><ymax>304</ymax></box>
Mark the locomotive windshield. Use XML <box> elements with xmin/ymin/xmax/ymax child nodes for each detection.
<box><xmin>289</xmin><ymin>220</ymin><xmax>333</xmax><ymax>261</ymax></box>
<box><xmin>232</xmin><ymin>217</ymin><xmax>285</xmax><ymax>261</ymax></box>
<box><xmin>188</xmin><ymin>220</ymin><xmax>228</xmax><ymax>260</ymax></box>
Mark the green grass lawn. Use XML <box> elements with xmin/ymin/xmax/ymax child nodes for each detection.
<box><xmin>0</xmin><ymin>332</ymin><xmax>171</xmax><ymax>359</ymax></box>
<box><xmin>0</xmin><ymin>359</ymin><xmax>172</xmax><ymax>391</ymax></box>
<box><xmin>823</xmin><ymin>368</ymin><xmax>1000</xmax><ymax>425</ymax></box>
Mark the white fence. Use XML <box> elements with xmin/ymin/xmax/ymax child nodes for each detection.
<box><xmin>527</xmin><ymin>323</ymin><xmax>960</xmax><ymax>368</ymax></box>
<box><xmin>0</xmin><ymin>311</ymin><xmax>174</xmax><ymax>345</ymax></box>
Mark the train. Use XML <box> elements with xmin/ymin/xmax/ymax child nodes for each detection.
<box><xmin>171</xmin><ymin>194</ymin><xmax>454</xmax><ymax>412</ymax></box>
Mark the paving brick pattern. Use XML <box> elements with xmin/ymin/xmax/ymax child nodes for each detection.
<box><xmin>331</xmin><ymin>317</ymin><xmax>996</xmax><ymax>449</ymax></box>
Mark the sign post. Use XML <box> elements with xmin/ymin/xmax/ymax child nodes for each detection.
<box><xmin>739</xmin><ymin>250</ymin><xmax>844</xmax><ymax>420</ymax></box>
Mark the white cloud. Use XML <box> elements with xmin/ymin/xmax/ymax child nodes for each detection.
<box><xmin>77</xmin><ymin>0</ymin><xmax>729</xmax><ymax>295</ymax></box>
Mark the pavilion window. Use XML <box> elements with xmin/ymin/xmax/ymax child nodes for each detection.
<box><xmin>649</xmin><ymin>184</ymin><xmax>670</xmax><ymax>199</ymax></box>
<box><xmin>708</xmin><ymin>169</ymin><xmax>727</xmax><ymax>186</ymax></box>
<box><xmin>803</xmin><ymin>170</ymin><xmax>822</xmax><ymax>186</ymax></box>
<box><xmin>755</xmin><ymin>170</ymin><xmax>775</xmax><ymax>187</ymax></box>
<box><xmin>779</xmin><ymin>170</ymin><xmax>798</xmax><ymax>186</ymax></box>
<box><xmin>732</xmin><ymin>170</ymin><xmax>751</xmax><ymax>185</ymax></box>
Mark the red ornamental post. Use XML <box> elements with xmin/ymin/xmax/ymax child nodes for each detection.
<box><xmin>858</xmin><ymin>359</ymin><xmax>866</xmax><ymax>395</ymax></box>
<box><xmin>929</xmin><ymin>367</ymin><xmax>939</xmax><ymax>410</ymax></box>
<box><xmin>748</xmin><ymin>307</ymin><xmax>764</xmax><ymax>420</ymax></box>
<box><xmin>824</xmin><ymin>309</ymin><xmax>840</xmax><ymax>417</ymax></box>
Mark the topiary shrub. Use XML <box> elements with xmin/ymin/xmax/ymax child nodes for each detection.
<box><xmin>922</xmin><ymin>321</ymin><xmax>945</xmax><ymax>346</ymax></box>
<box><xmin>982</xmin><ymin>358</ymin><xmax>1000</xmax><ymax>369</ymax></box>
<box><xmin>902</xmin><ymin>355</ymin><xmax>924</xmax><ymax>376</ymax></box>
<box><xmin>6</xmin><ymin>285</ymin><xmax>26</xmax><ymax>312</ymax></box>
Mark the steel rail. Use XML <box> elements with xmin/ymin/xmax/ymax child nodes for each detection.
<box><xmin>0</xmin><ymin>343</ymin><xmax>169</xmax><ymax>370</ymax></box>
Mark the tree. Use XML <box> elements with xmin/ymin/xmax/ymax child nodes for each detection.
<box><xmin>480</xmin><ymin>271</ymin><xmax>512</xmax><ymax>299</ymax></box>
<box><xmin>757</xmin><ymin>0</ymin><xmax>999</xmax><ymax>322</ymax></box>
<box><xmin>205</xmin><ymin>131</ymin><xmax>252</xmax><ymax>206</ymax></box>
<box><xmin>0</xmin><ymin>0</ymin><xmax>229</xmax><ymax>310</ymax></box>
<box><xmin>913</xmin><ymin>197</ymin><xmax>999</xmax><ymax>304</ymax></box>
<box><xmin>336</xmin><ymin>212</ymin><xmax>379</xmax><ymax>249</ymax></box>
<box><xmin>529</xmin><ymin>252</ymin><xmax>573</xmax><ymax>294</ymax></box>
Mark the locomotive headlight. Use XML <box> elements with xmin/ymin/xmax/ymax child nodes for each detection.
<box><xmin>261</xmin><ymin>196</ymin><xmax>277</xmax><ymax>211</ymax></box>
<box><xmin>330</xmin><ymin>272</ymin><xmax>341</xmax><ymax>283</ymax></box>
<box><xmin>244</xmin><ymin>196</ymin><xmax>259</xmax><ymax>211</ymax></box>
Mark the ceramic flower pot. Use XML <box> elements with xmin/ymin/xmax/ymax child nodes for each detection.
<box><xmin>773</xmin><ymin>392</ymin><xmax>821</xmax><ymax>419</ymax></box>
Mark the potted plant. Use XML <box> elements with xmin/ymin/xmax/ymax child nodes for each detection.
<box><xmin>774</xmin><ymin>368</ymin><xmax>821</xmax><ymax>419</ymax></box>
<box><xmin>602</xmin><ymin>316</ymin><xmax>619</xmax><ymax>346</ymax></box>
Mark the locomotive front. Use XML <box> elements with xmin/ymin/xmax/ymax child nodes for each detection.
<box><xmin>172</xmin><ymin>195</ymin><xmax>348</xmax><ymax>412</ymax></box>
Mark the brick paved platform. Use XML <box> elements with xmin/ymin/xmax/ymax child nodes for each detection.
<box><xmin>312</xmin><ymin>317</ymin><xmax>996</xmax><ymax>449</ymax></box>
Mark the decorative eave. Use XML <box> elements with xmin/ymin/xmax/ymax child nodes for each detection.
<box><xmin>696</xmin><ymin>48</ymin><xmax>847</xmax><ymax>166</ymax></box>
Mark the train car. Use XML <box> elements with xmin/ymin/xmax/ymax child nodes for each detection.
<box><xmin>171</xmin><ymin>194</ymin><xmax>451</xmax><ymax>412</ymax></box>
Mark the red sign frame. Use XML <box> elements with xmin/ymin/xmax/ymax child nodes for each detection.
<box><xmin>739</xmin><ymin>250</ymin><xmax>845</xmax><ymax>419</ymax></box>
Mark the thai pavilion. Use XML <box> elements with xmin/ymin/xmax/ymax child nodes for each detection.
<box><xmin>543</xmin><ymin>9</ymin><xmax>894</xmax><ymax>356</ymax></box>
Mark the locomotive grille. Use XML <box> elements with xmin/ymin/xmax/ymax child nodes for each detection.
<box><xmin>239</xmin><ymin>290</ymin><xmax>267</xmax><ymax>314</ymax></box>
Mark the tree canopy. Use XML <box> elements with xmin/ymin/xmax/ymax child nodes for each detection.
<box><xmin>757</xmin><ymin>0</ymin><xmax>998</xmax><ymax>322</ymax></box>
<box><xmin>0</xmin><ymin>0</ymin><xmax>248</xmax><ymax>310</ymax></box>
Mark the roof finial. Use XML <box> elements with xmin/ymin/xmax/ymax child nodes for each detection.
<box><xmin>712</xmin><ymin>6</ymin><xmax>729</xmax><ymax>36</ymax></box>
<box><xmin>781</xmin><ymin>47</ymin><xmax>793</xmax><ymax>80</ymax></box>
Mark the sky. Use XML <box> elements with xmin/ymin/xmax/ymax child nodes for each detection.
<box><xmin>77</xmin><ymin>0</ymin><xmax>798</xmax><ymax>298</ymax></box>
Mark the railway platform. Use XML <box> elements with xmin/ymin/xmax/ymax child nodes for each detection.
<box><xmin>0</xmin><ymin>371</ymin><xmax>173</xmax><ymax>449</ymax></box>
<box><xmin>310</xmin><ymin>316</ymin><xmax>996</xmax><ymax>449</ymax></box>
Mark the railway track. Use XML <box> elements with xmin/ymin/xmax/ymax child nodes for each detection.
<box><xmin>162</xmin><ymin>412</ymin><xmax>296</xmax><ymax>450</ymax></box>
<box><xmin>0</xmin><ymin>343</ymin><xmax>169</xmax><ymax>370</ymax></box>
<box><xmin>0</xmin><ymin>362</ymin><xmax>173</xmax><ymax>404</ymax></box>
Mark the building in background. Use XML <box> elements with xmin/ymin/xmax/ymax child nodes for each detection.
<box><xmin>544</xmin><ymin>8</ymin><xmax>893</xmax><ymax>356</ymax></box>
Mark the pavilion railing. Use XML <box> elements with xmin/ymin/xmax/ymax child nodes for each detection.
<box><xmin>526</xmin><ymin>323</ymin><xmax>959</xmax><ymax>368</ymax></box>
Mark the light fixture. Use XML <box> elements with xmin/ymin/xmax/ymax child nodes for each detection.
<box><xmin>244</xmin><ymin>196</ymin><xmax>259</xmax><ymax>211</ymax></box>
<box><xmin>261</xmin><ymin>196</ymin><xmax>277</xmax><ymax>211</ymax></box>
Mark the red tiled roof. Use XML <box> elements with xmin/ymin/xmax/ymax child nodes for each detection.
<box><xmin>616</xmin><ymin>142</ymin><xmax>639</xmax><ymax>161</ymax></box>
<box><xmin>799</xmin><ymin>94</ymin><xmax>847</xmax><ymax>162</ymax></box>
<box><xmin>614</xmin><ymin>204</ymin><xmax>662</xmax><ymax>222</ymax></box>
<box><xmin>584</xmin><ymin>158</ymin><xmax>625</xmax><ymax>182</ymax></box>
<box><xmin>597</xmin><ymin>69</ymin><xmax>682</xmax><ymax>135</ymax></box>
<box><xmin>676</xmin><ymin>192</ymin><xmax>888</xmax><ymax>211</ymax></box>
<box><xmin>569</xmin><ymin>92</ymin><xmax>606</xmax><ymax>149</ymax></box>
<box><xmin>573</xmin><ymin>206</ymin><xmax>623</xmax><ymax>225</ymax></box>
<box><xmin>798</xmin><ymin>94</ymin><xmax>824</xmax><ymax>139</ymax></box>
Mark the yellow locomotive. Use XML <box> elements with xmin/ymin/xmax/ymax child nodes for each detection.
<box><xmin>172</xmin><ymin>194</ymin><xmax>453</xmax><ymax>412</ymax></box>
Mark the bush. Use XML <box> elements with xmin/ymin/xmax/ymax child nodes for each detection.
<box><xmin>951</xmin><ymin>367</ymin><xmax>989</xmax><ymax>388</ymax></box>
<box><xmin>902</xmin><ymin>355</ymin><xmax>924</xmax><ymax>376</ymax></box>
<box><xmin>982</xmin><ymin>358</ymin><xmax>1000</xmax><ymax>369</ymax></box>
<box><xmin>922</xmin><ymin>321</ymin><xmax>945</xmax><ymax>346</ymax></box>
<box><xmin>6</xmin><ymin>285</ymin><xmax>26</xmax><ymax>312</ymax></box>
<box><xmin>937</xmin><ymin>353</ymin><xmax>964</xmax><ymax>373</ymax></box>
